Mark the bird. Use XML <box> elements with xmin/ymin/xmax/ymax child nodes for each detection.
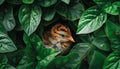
<box><xmin>42</xmin><ymin>23</ymin><xmax>75</xmax><ymax>52</ymax></box>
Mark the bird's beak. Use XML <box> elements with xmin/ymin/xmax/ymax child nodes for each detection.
<box><xmin>67</xmin><ymin>37</ymin><xmax>75</xmax><ymax>42</ymax></box>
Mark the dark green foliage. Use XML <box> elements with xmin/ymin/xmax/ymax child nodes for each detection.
<box><xmin>0</xmin><ymin>0</ymin><xmax>120</xmax><ymax>69</ymax></box>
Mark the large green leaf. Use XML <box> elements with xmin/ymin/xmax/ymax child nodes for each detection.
<box><xmin>89</xmin><ymin>51</ymin><xmax>106</xmax><ymax>69</ymax></box>
<box><xmin>105</xmin><ymin>20</ymin><xmax>120</xmax><ymax>50</ymax></box>
<box><xmin>22</xmin><ymin>0</ymin><xmax>34</xmax><ymax>4</ymax></box>
<box><xmin>105</xmin><ymin>20</ymin><xmax>120</xmax><ymax>43</ymax></box>
<box><xmin>28</xmin><ymin>34</ymin><xmax>59</xmax><ymax>69</ymax></box>
<box><xmin>56</xmin><ymin>3</ymin><xmax>84</xmax><ymax>21</ymax></box>
<box><xmin>23</xmin><ymin>34</ymin><xmax>60</xmax><ymax>69</ymax></box>
<box><xmin>77</xmin><ymin>6</ymin><xmax>107</xmax><ymax>34</ymax></box>
<box><xmin>103</xmin><ymin>51</ymin><xmax>120</xmax><ymax>69</ymax></box>
<box><xmin>92</xmin><ymin>37</ymin><xmax>111</xmax><ymax>51</ymax></box>
<box><xmin>46</xmin><ymin>43</ymin><xmax>90</xmax><ymax>69</ymax></box>
<box><xmin>42</xmin><ymin>7</ymin><xmax>56</xmax><ymax>21</ymax></box>
<box><xmin>38</xmin><ymin>0</ymin><xmax>57</xmax><ymax>7</ymax></box>
<box><xmin>16</xmin><ymin>34</ymin><xmax>37</xmax><ymax>69</ymax></box>
<box><xmin>0</xmin><ymin>0</ymin><xmax>4</xmax><ymax>5</ymax></box>
<box><xmin>0</xmin><ymin>32</ymin><xmax>17</xmax><ymax>53</ymax></box>
<box><xmin>0</xmin><ymin>6</ymin><xmax>16</xmax><ymax>31</ymax></box>
<box><xmin>104</xmin><ymin>2</ymin><xmax>120</xmax><ymax>15</ymax></box>
<box><xmin>61</xmin><ymin>0</ymin><xmax>70</xmax><ymax>4</ymax></box>
<box><xmin>18</xmin><ymin>4</ymin><xmax>42</xmax><ymax>36</ymax></box>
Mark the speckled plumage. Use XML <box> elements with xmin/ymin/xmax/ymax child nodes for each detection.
<box><xmin>42</xmin><ymin>23</ymin><xmax>75</xmax><ymax>51</ymax></box>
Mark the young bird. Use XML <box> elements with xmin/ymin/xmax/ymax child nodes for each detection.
<box><xmin>42</xmin><ymin>23</ymin><xmax>75</xmax><ymax>51</ymax></box>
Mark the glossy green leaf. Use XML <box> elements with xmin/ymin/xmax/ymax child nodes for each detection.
<box><xmin>56</xmin><ymin>3</ymin><xmax>84</xmax><ymax>21</ymax></box>
<box><xmin>19</xmin><ymin>4</ymin><xmax>42</xmax><ymax>36</ymax></box>
<box><xmin>104</xmin><ymin>3</ymin><xmax>120</xmax><ymax>15</ymax></box>
<box><xmin>77</xmin><ymin>6</ymin><xmax>107</xmax><ymax>34</ymax></box>
<box><xmin>38</xmin><ymin>0</ymin><xmax>57</xmax><ymax>7</ymax></box>
<box><xmin>89</xmin><ymin>51</ymin><xmax>106</xmax><ymax>69</ymax></box>
<box><xmin>36</xmin><ymin>49</ymin><xmax>60</xmax><ymax>69</ymax></box>
<box><xmin>23</xmin><ymin>34</ymin><xmax>60</xmax><ymax>69</ymax></box>
<box><xmin>61</xmin><ymin>0</ymin><xmax>70</xmax><ymax>4</ymax></box>
<box><xmin>92</xmin><ymin>37</ymin><xmax>111</xmax><ymax>51</ymax></box>
<box><xmin>0</xmin><ymin>32</ymin><xmax>17</xmax><ymax>53</ymax></box>
<box><xmin>17</xmin><ymin>34</ymin><xmax>38</xmax><ymax>69</ymax></box>
<box><xmin>0</xmin><ymin>6</ymin><xmax>16</xmax><ymax>31</ymax></box>
<box><xmin>105</xmin><ymin>20</ymin><xmax>120</xmax><ymax>44</ymax></box>
<box><xmin>46</xmin><ymin>43</ymin><xmax>90</xmax><ymax>69</ymax></box>
<box><xmin>29</xmin><ymin>34</ymin><xmax>59</xmax><ymax>69</ymax></box>
<box><xmin>103</xmin><ymin>51</ymin><xmax>120</xmax><ymax>69</ymax></box>
<box><xmin>22</xmin><ymin>0</ymin><xmax>34</xmax><ymax>4</ymax></box>
<box><xmin>0</xmin><ymin>0</ymin><xmax>4</xmax><ymax>5</ymax></box>
<box><xmin>105</xmin><ymin>20</ymin><xmax>120</xmax><ymax>50</ymax></box>
<box><xmin>43</xmin><ymin>7</ymin><xmax>56</xmax><ymax>21</ymax></box>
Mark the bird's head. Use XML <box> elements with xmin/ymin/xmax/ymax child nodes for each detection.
<box><xmin>51</xmin><ymin>23</ymin><xmax>75</xmax><ymax>42</ymax></box>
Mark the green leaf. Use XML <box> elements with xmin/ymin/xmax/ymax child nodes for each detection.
<box><xmin>92</xmin><ymin>37</ymin><xmax>111</xmax><ymax>51</ymax></box>
<box><xmin>19</xmin><ymin>4</ymin><xmax>42</xmax><ymax>36</ymax></box>
<box><xmin>23</xmin><ymin>33</ymin><xmax>37</xmax><ymax>59</ymax></box>
<box><xmin>3</xmin><ymin>64</ymin><xmax>16</xmax><ymax>69</ymax></box>
<box><xmin>105</xmin><ymin>21</ymin><xmax>120</xmax><ymax>44</ymax></box>
<box><xmin>0</xmin><ymin>55</ymin><xmax>8</xmax><ymax>69</ymax></box>
<box><xmin>103</xmin><ymin>51</ymin><xmax>120</xmax><ymax>69</ymax></box>
<box><xmin>23</xmin><ymin>34</ymin><xmax>60</xmax><ymax>69</ymax></box>
<box><xmin>56</xmin><ymin>3</ymin><xmax>84</xmax><ymax>21</ymax></box>
<box><xmin>46</xmin><ymin>43</ymin><xmax>90</xmax><ymax>69</ymax></box>
<box><xmin>22</xmin><ymin>0</ymin><xmax>34</xmax><ymax>4</ymax></box>
<box><xmin>28</xmin><ymin>34</ymin><xmax>59</xmax><ymax>69</ymax></box>
<box><xmin>16</xmin><ymin>56</ymin><xmax>36</xmax><ymax>69</ymax></box>
<box><xmin>38</xmin><ymin>0</ymin><xmax>57</xmax><ymax>7</ymax></box>
<box><xmin>93</xmin><ymin>0</ymin><xmax>107</xmax><ymax>5</ymax></box>
<box><xmin>41</xmin><ymin>17</ymin><xmax>59</xmax><ymax>26</ymax></box>
<box><xmin>17</xmin><ymin>34</ymin><xmax>38</xmax><ymax>69</ymax></box>
<box><xmin>0</xmin><ymin>32</ymin><xmax>17</xmax><ymax>53</ymax></box>
<box><xmin>6</xmin><ymin>49</ymin><xmax>24</xmax><ymax>66</ymax></box>
<box><xmin>43</xmin><ymin>7</ymin><xmax>56</xmax><ymax>21</ymax></box>
<box><xmin>94</xmin><ymin>27</ymin><xmax>106</xmax><ymax>37</ymax></box>
<box><xmin>104</xmin><ymin>2</ymin><xmax>120</xmax><ymax>15</ymax></box>
<box><xmin>105</xmin><ymin>20</ymin><xmax>120</xmax><ymax>50</ymax></box>
<box><xmin>0</xmin><ymin>0</ymin><xmax>4</xmax><ymax>5</ymax></box>
<box><xmin>89</xmin><ymin>51</ymin><xmax>106</xmax><ymax>69</ymax></box>
<box><xmin>77</xmin><ymin>6</ymin><xmax>107</xmax><ymax>34</ymax></box>
<box><xmin>0</xmin><ymin>23</ymin><xmax>6</xmax><ymax>33</ymax></box>
<box><xmin>36</xmin><ymin>49</ymin><xmax>60</xmax><ymax>69</ymax></box>
<box><xmin>113</xmin><ymin>1</ymin><xmax>120</xmax><ymax>7</ymax></box>
<box><xmin>61</xmin><ymin>0</ymin><xmax>70</xmax><ymax>4</ymax></box>
<box><xmin>0</xmin><ymin>6</ymin><xmax>16</xmax><ymax>31</ymax></box>
<box><xmin>93</xmin><ymin>0</ymin><xmax>115</xmax><ymax>5</ymax></box>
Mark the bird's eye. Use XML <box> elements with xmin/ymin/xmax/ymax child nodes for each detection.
<box><xmin>60</xmin><ymin>34</ymin><xmax>67</xmax><ymax>38</ymax></box>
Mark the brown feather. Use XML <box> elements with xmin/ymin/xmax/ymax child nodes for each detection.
<box><xmin>42</xmin><ymin>23</ymin><xmax>75</xmax><ymax>51</ymax></box>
